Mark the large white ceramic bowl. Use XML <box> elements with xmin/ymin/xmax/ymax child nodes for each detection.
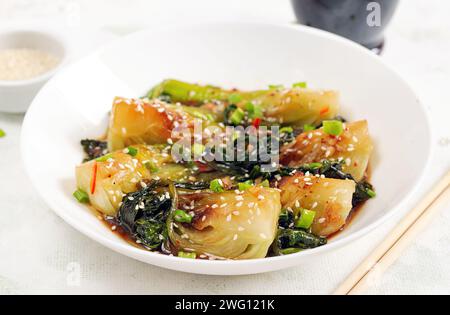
<box><xmin>21</xmin><ymin>22</ymin><xmax>432</xmax><ymax>275</ymax></box>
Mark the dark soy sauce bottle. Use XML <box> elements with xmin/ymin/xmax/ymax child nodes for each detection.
<box><xmin>291</xmin><ymin>0</ymin><xmax>399</xmax><ymax>53</ymax></box>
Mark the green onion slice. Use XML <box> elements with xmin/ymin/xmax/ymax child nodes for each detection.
<box><xmin>366</xmin><ymin>188</ymin><xmax>376</xmax><ymax>198</ymax></box>
<box><xmin>210</xmin><ymin>179</ymin><xmax>225</xmax><ymax>193</ymax></box>
<box><xmin>174</xmin><ymin>209</ymin><xmax>193</xmax><ymax>223</ymax></box>
<box><xmin>126</xmin><ymin>146</ymin><xmax>138</xmax><ymax>156</ymax></box>
<box><xmin>295</xmin><ymin>209</ymin><xmax>316</xmax><ymax>229</ymax></box>
<box><xmin>73</xmin><ymin>189</ymin><xmax>89</xmax><ymax>203</ymax></box>
<box><xmin>322</xmin><ymin>120</ymin><xmax>344</xmax><ymax>136</ymax></box>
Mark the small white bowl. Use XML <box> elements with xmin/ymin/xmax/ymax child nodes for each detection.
<box><xmin>0</xmin><ymin>29</ymin><xmax>67</xmax><ymax>113</ymax></box>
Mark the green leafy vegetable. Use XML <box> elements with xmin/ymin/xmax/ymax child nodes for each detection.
<box><xmin>80</xmin><ymin>139</ymin><xmax>108</xmax><ymax>162</ymax></box>
<box><xmin>245</xmin><ymin>102</ymin><xmax>263</xmax><ymax>119</ymax></box>
<box><xmin>278</xmin><ymin>208</ymin><xmax>294</xmax><ymax>229</ymax></box>
<box><xmin>275</xmin><ymin>229</ymin><xmax>327</xmax><ymax>252</ymax></box>
<box><xmin>118</xmin><ymin>185</ymin><xmax>172</xmax><ymax>250</ymax></box>
<box><xmin>303</xmin><ymin>124</ymin><xmax>316</xmax><ymax>132</ymax></box>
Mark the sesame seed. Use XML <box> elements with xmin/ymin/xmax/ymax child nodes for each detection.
<box><xmin>233</xmin><ymin>234</ymin><xmax>238</xmax><ymax>241</ymax></box>
<box><xmin>259</xmin><ymin>233</ymin><xmax>267</xmax><ymax>239</ymax></box>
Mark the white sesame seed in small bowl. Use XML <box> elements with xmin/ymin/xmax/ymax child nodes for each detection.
<box><xmin>0</xmin><ymin>29</ymin><xmax>67</xmax><ymax>113</ymax></box>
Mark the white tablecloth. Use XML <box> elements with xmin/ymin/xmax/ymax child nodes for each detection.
<box><xmin>0</xmin><ymin>0</ymin><xmax>449</xmax><ymax>295</ymax></box>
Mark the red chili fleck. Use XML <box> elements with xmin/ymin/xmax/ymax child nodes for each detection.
<box><xmin>320</xmin><ymin>107</ymin><xmax>329</xmax><ymax>115</ymax></box>
<box><xmin>90</xmin><ymin>162</ymin><xmax>98</xmax><ymax>194</ymax></box>
<box><xmin>195</xmin><ymin>161</ymin><xmax>212</xmax><ymax>173</ymax></box>
<box><xmin>252</xmin><ymin>118</ymin><xmax>261</xmax><ymax>128</ymax></box>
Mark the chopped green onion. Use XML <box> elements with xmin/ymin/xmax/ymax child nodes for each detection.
<box><xmin>323</xmin><ymin>120</ymin><xmax>344</xmax><ymax>136</ymax></box>
<box><xmin>238</xmin><ymin>180</ymin><xmax>253</xmax><ymax>191</ymax></box>
<box><xmin>192</xmin><ymin>143</ymin><xmax>205</xmax><ymax>157</ymax></box>
<box><xmin>178</xmin><ymin>251</ymin><xmax>196</xmax><ymax>259</ymax></box>
<box><xmin>96</xmin><ymin>153</ymin><xmax>113</xmax><ymax>162</ymax></box>
<box><xmin>295</xmin><ymin>209</ymin><xmax>316</xmax><ymax>229</ymax></box>
<box><xmin>0</xmin><ymin>129</ymin><xmax>5</xmax><ymax>138</ymax></box>
<box><xmin>366</xmin><ymin>188</ymin><xmax>376</xmax><ymax>198</ymax></box>
<box><xmin>126</xmin><ymin>146</ymin><xmax>138</xmax><ymax>156</ymax></box>
<box><xmin>144</xmin><ymin>161</ymin><xmax>159</xmax><ymax>173</ymax></box>
<box><xmin>230</xmin><ymin>108</ymin><xmax>245</xmax><ymax>125</ymax></box>
<box><xmin>280</xmin><ymin>126</ymin><xmax>293</xmax><ymax>134</ymax></box>
<box><xmin>228</xmin><ymin>94</ymin><xmax>242</xmax><ymax>104</ymax></box>
<box><xmin>260</xmin><ymin>179</ymin><xmax>270</xmax><ymax>188</ymax></box>
<box><xmin>174</xmin><ymin>209</ymin><xmax>193</xmax><ymax>223</ymax></box>
<box><xmin>73</xmin><ymin>189</ymin><xmax>89</xmax><ymax>203</ymax></box>
<box><xmin>268</xmin><ymin>84</ymin><xmax>284</xmax><ymax>89</ymax></box>
<box><xmin>303</xmin><ymin>124</ymin><xmax>316</xmax><ymax>132</ymax></box>
<box><xmin>293</xmin><ymin>82</ymin><xmax>307</xmax><ymax>88</ymax></box>
<box><xmin>280</xmin><ymin>248</ymin><xmax>301</xmax><ymax>255</ymax></box>
<box><xmin>210</xmin><ymin>179</ymin><xmax>224</xmax><ymax>193</ymax></box>
<box><xmin>245</xmin><ymin>102</ymin><xmax>263</xmax><ymax>118</ymax></box>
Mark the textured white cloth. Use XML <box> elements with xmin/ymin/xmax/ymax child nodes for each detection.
<box><xmin>0</xmin><ymin>0</ymin><xmax>449</xmax><ymax>294</ymax></box>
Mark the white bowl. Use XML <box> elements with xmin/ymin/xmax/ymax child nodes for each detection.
<box><xmin>0</xmin><ymin>29</ymin><xmax>67</xmax><ymax>113</ymax></box>
<box><xmin>21</xmin><ymin>22</ymin><xmax>432</xmax><ymax>275</ymax></box>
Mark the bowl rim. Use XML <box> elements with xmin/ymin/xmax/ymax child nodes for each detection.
<box><xmin>21</xmin><ymin>21</ymin><xmax>433</xmax><ymax>272</ymax></box>
<box><xmin>0</xmin><ymin>28</ymin><xmax>69</xmax><ymax>87</ymax></box>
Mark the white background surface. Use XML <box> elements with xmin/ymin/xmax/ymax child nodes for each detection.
<box><xmin>0</xmin><ymin>0</ymin><xmax>449</xmax><ymax>294</ymax></box>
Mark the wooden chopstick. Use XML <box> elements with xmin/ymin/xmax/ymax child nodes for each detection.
<box><xmin>333</xmin><ymin>170</ymin><xmax>450</xmax><ymax>295</ymax></box>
